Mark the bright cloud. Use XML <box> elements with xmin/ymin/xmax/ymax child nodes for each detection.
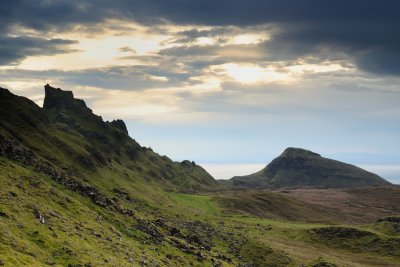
<box><xmin>213</xmin><ymin>63</ymin><xmax>292</xmax><ymax>84</ymax></box>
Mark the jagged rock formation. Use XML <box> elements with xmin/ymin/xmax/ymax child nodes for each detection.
<box><xmin>108</xmin><ymin>119</ymin><xmax>128</xmax><ymax>134</ymax></box>
<box><xmin>227</xmin><ymin>147</ymin><xmax>391</xmax><ymax>189</ymax></box>
<box><xmin>43</xmin><ymin>84</ymin><xmax>89</xmax><ymax>111</ymax></box>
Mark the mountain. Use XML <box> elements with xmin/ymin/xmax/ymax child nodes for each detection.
<box><xmin>1</xmin><ymin>86</ymin><xmax>399</xmax><ymax>267</ymax></box>
<box><xmin>227</xmin><ymin>147</ymin><xmax>391</xmax><ymax>189</ymax></box>
<box><xmin>0</xmin><ymin>85</ymin><xmax>229</xmax><ymax>266</ymax></box>
<box><xmin>0</xmin><ymin>85</ymin><xmax>217</xmax><ymax>194</ymax></box>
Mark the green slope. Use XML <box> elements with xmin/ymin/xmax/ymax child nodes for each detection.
<box><xmin>1</xmin><ymin>85</ymin><xmax>399</xmax><ymax>267</ymax></box>
<box><xmin>226</xmin><ymin>147</ymin><xmax>391</xmax><ymax>189</ymax></box>
<box><xmin>0</xmin><ymin>85</ymin><xmax>218</xmax><ymax>194</ymax></box>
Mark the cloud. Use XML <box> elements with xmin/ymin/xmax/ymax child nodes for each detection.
<box><xmin>118</xmin><ymin>46</ymin><xmax>137</xmax><ymax>54</ymax></box>
<box><xmin>1</xmin><ymin>0</ymin><xmax>400</xmax><ymax>76</ymax></box>
<box><xmin>0</xmin><ymin>64</ymin><xmax>199</xmax><ymax>92</ymax></box>
<box><xmin>0</xmin><ymin>35</ymin><xmax>78</xmax><ymax>65</ymax></box>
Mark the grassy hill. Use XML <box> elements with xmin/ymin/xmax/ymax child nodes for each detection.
<box><xmin>226</xmin><ymin>147</ymin><xmax>391</xmax><ymax>189</ymax></box>
<box><xmin>1</xmin><ymin>85</ymin><xmax>399</xmax><ymax>266</ymax></box>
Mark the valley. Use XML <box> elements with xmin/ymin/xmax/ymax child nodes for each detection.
<box><xmin>0</xmin><ymin>85</ymin><xmax>399</xmax><ymax>266</ymax></box>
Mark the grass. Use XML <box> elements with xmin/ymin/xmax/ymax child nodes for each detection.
<box><xmin>1</xmin><ymin>87</ymin><xmax>400</xmax><ymax>266</ymax></box>
<box><xmin>167</xmin><ymin>192</ymin><xmax>221</xmax><ymax>215</ymax></box>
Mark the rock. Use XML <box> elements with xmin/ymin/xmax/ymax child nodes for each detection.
<box><xmin>86</xmin><ymin>145</ymin><xmax>107</xmax><ymax>166</ymax></box>
<box><xmin>109</xmin><ymin>226</ymin><xmax>122</xmax><ymax>237</ymax></box>
<box><xmin>136</xmin><ymin>220</ymin><xmax>164</xmax><ymax>242</ymax></box>
<box><xmin>311</xmin><ymin>227</ymin><xmax>374</xmax><ymax>239</ymax></box>
<box><xmin>169</xmin><ymin>227</ymin><xmax>181</xmax><ymax>237</ymax></box>
<box><xmin>195</xmin><ymin>251</ymin><xmax>206</xmax><ymax>261</ymax></box>
<box><xmin>128</xmin><ymin>257</ymin><xmax>134</xmax><ymax>263</ymax></box>
<box><xmin>113</xmin><ymin>188</ymin><xmax>129</xmax><ymax>195</ymax></box>
<box><xmin>0</xmin><ymin>259</ymin><xmax>4</xmax><ymax>266</ymax></box>
<box><xmin>43</xmin><ymin>84</ymin><xmax>90</xmax><ymax>112</ymax></box>
<box><xmin>92</xmin><ymin>230</ymin><xmax>102</xmax><ymax>238</ymax></box>
<box><xmin>377</xmin><ymin>216</ymin><xmax>400</xmax><ymax>223</ymax></box>
<box><xmin>109</xmin><ymin>119</ymin><xmax>128</xmax><ymax>134</ymax></box>
<box><xmin>0</xmin><ymin>135</ymin><xmax>36</xmax><ymax>165</ymax></box>
<box><xmin>33</xmin><ymin>208</ymin><xmax>45</xmax><ymax>224</ymax></box>
<box><xmin>181</xmin><ymin>160</ymin><xmax>196</xmax><ymax>168</ymax></box>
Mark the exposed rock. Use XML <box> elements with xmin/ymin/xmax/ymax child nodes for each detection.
<box><xmin>0</xmin><ymin>135</ymin><xmax>36</xmax><ymax>165</ymax></box>
<box><xmin>377</xmin><ymin>216</ymin><xmax>400</xmax><ymax>232</ymax></box>
<box><xmin>311</xmin><ymin>227</ymin><xmax>374</xmax><ymax>239</ymax></box>
<box><xmin>169</xmin><ymin>227</ymin><xmax>182</xmax><ymax>237</ymax></box>
<box><xmin>33</xmin><ymin>208</ymin><xmax>45</xmax><ymax>224</ymax></box>
<box><xmin>43</xmin><ymin>84</ymin><xmax>90</xmax><ymax>112</ymax></box>
<box><xmin>126</xmin><ymin>146</ymin><xmax>140</xmax><ymax>160</ymax></box>
<box><xmin>377</xmin><ymin>216</ymin><xmax>400</xmax><ymax>223</ymax></box>
<box><xmin>86</xmin><ymin>145</ymin><xmax>107</xmax><ymax>166</ymax></box>
<box><xmin>92</xmin><ymin>230</ymin><xmax>102</xmax><ymax>238</ymax></box>
<box><xmin>109</xmin><ymin>119</ymin><xmax>128</xmax><ymax>134</ymax></box>
<box><xmin>109</xmin><ymin>226</ymin><xmax>122</xmax><ymax>237</ymax></box>
<box><xmin>181</xmin><ymin>160</ymin><xmax>196</xmax><ymax>168</ymax></box>
<box><xmin>136</xmin><ymin>219</ymin><xmax>164</xmax><ymax>243</ymax></box>
<box><xmin>113</xmin><ymin>188</ymin><xmax>129</xmax><ymax>195</ymax></box>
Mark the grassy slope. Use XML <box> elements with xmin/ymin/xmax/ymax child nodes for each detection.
<box><xmin>2</xmin><ymin>156</ymin><xmax>400</xmax><ymax>266</ymax></box>
<box><xmin>1</xmin><ymin>87</ymin><xmax>399</xmax><ymax>266</ymax></box>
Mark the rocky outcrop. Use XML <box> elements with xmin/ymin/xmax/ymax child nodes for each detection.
<box><xmin>0</xmin><ymin>133</ymin><xmax>134</xmax><ymax>217</ymax></box>
<box><xmin>0</xmin><ymin>134</ymin><xmax>36</xmax><ymax>165</ymax></box>
<box><xmin>108</xmin><ymin>119</ymin><xmax>128</xmax><ymax>134</ymax></box>
<box><xmin>43</xmin><ymin>84</ymin><xmax>90</xmax><ymax>112</ymax></box>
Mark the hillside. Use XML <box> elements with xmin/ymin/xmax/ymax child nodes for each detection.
<box><xmin>227</xmin><ymin>147</ymin><xmax>391</xmax><ymax>189</ymax></box>
<box><xmin>0</xmin><ymin>85</ymin><xmax>217</xmax><ymax>194</ymax></box>
<box><xmin>1</xmin><ymin>86</ymin><xmax>399</xmax><ymax>267</ymax></box>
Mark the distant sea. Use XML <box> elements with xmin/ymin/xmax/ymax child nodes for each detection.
<box><xmin>201</xmin><ymin>163</ymin><xmax>400</xmax><ymax>185</ymax></box>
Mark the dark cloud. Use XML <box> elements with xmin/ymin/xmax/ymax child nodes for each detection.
<box><xmin>118</xmin><ymin>46</ymin><xmax>137</xmax><ymax>54</ymax></box>
<box><xmin>0</xmin><ymin>35</ymin><xmax>78</xmax><ymax>65</ymax></box>
<box><xmin>0</xmin><ymin>65</ymin><xmax>193</xmax><ymax>91</ymax></box>
<box><xmin>355</xmin><ymin>48</ymin><xmax>400</xmax><ymax>75</ymax></box>
<box><xmin>0</xmin><ymin>0</ymin><xmax>400</xmax><ymax>74</ymax></box>
<box><xmin>3</xmin><ymin>1</ymin><xmax>399</xmax><ymax>31</ymax></box>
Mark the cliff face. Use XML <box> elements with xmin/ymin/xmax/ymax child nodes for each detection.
<box><xmin>227</xmin><ymin>147</ymin><xmax>391</xmax><ymax>189</ymax></box>
<box><xmin>43</xmin><ymin>84</ymin><xmax>89</xmax><ymax>111</ymax></box>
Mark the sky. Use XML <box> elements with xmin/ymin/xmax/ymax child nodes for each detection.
<box><xmin>1</xmin><ymin>1</ymin><xmax>400</xmax><ymax>181</ymax></box>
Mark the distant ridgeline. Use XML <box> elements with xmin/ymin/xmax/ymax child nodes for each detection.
<box><xmin>226</xmin><ymin>147</ymin><xmax>391</xmax><ymax>189</ymax></box>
